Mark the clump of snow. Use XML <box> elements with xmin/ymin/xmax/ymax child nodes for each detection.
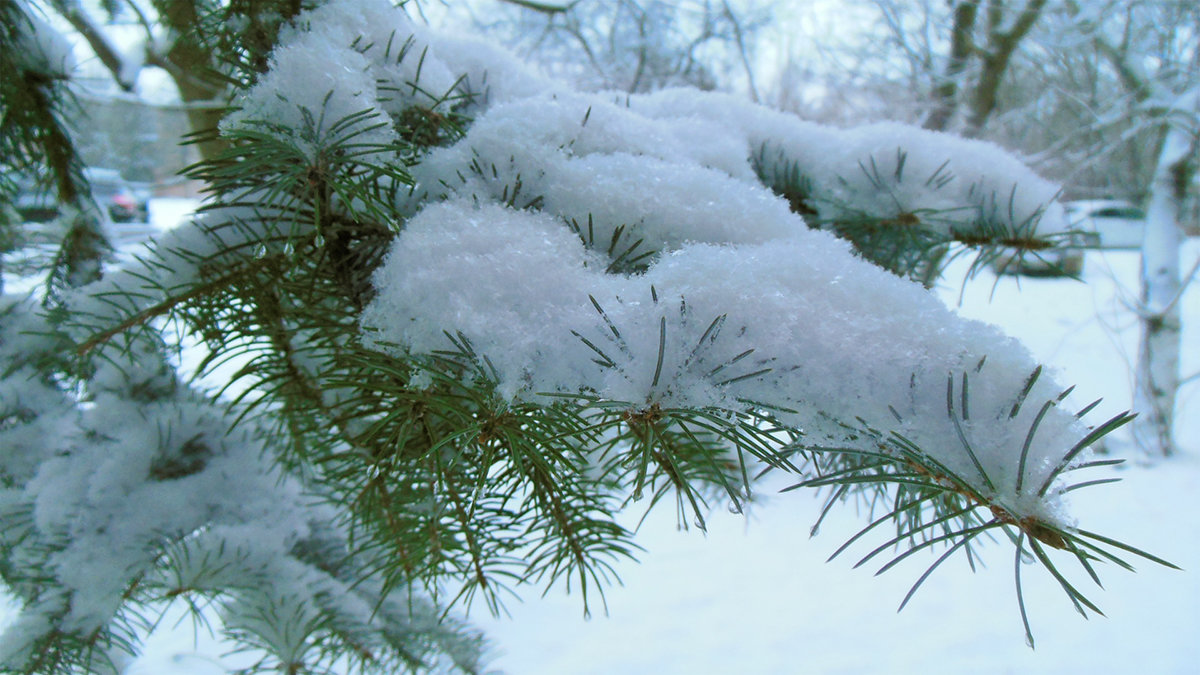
<box><xmin>222</xmin><ymin>0</ymin><xmax>565</xmax><ymax>163</ymax></box>
<box><xmin>0</xmin><ymin>296</ymin><xmax>78</xmax><ymax>484</ymax></box>
<box><xmin>222</xmin><ymin>0</ymin><xmax>434</xmax><ymax>158</ymax></box>
<box><xmin>457</xmin><ymin>241</ymin><xmax>1200</xmax><ymax>675</ymax></box>
<box><xmin>426</xmin><ymin>30</ymin><xmax>562</xmax><ymax>110</ymax></box>
<box><xmin>222</xmin><ymin>0</ymin><xmax>557</xmax><ymax>161</ymax></box>
<box><xmin>404</xmin><ymin>93</ymin><xmax>789</xmax><ymax>252</ymax></box>
<box><xmin>362</xmin><ymin>198</ymin><xmax>1080</xmax><ymax>518</ymax></box>
<box><xmin>244</xmin><ymin>0</ymin><xmax>1091</xmax><ymax>519</ymax></box>
<box><xmin>221</xmin><ymin>38</ymin><xmax>398</xmax><ymax>159</ymax></box>
<box><xmin>0</xmin><ymin>298</ymin><xmax>316</xmax><ymax>643</ymax></box>
<box><xmin>633</xmin><ymin>89</ymin><xmax>1066</xmax><ymax>236</ymax></box>
<box><xmin>0</xmin><ymin>278</ymin><xmax>481</xmax><ymax>667</ymax></box>
<box><xmin>280</xmin><ymin>0</ymin><xmax>461</xmax><ymax>112</ymax></box>
<box><xmin>12</xmin><ymin>3</ymin><xmax>74</xmax><ymax>79</ymax></box>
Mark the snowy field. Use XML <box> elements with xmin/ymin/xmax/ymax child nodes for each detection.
<box><xmin>5</xmin><ymin>201</ymin><xmax>1198</xmax><ymax>674</ymax></box>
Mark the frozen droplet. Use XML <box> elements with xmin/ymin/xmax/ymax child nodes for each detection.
<box><xmin>253</xmin><ymin>243</ymin><xmax>267</xmax><ymax>259</ymax></box>
<box><xmin>631</xmin><ymin>489</ymin><xmax>643</xmax><ymax>501</ymax></box>
<box><xmin>314</xmin><ymin>233</ymin><xmax>326</xmax><ymax>247</ymax></box>
<box><xmin>283</xmin><ymin>241</ymin><xmax>295</xmax><ymax>257</ymax></box>
<box><xmin>693</xmin><ymin>517</ymin><xmax>706</xmax><ymax>531</ymax></box>
<box><xmin>727</xmin><ymin>501</ymin><xmax>742</xmax><ymax>515</ymax></box>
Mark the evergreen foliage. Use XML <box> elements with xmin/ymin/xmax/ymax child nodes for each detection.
<box><xmin>1</xmin><ymin>0</ymin><xmax>109</xmax><ymax>298</ymax></box>
<box><xmin>0</xmin><ymin>0</ymin><xmax>1177</xmax><ymax>672</ymax></box>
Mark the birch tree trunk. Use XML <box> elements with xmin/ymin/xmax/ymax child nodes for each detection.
<box><xmin>1132</xmin><ymin>95</ymin><xmax>1199</xmax><ymax>458</ymax></box>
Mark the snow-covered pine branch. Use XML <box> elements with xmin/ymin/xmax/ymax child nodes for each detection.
<box><xmin>311</xmin><ymin>0</ymin><xmax>1078</xmax><ymax>518</ymax></box>
<box><xmin>0</xmin><ymin>0</ymin><xmax>1178</xmax><ymax>671</ymax></box>
<box><xmin>0</xmin><ymin>295</ymin><xmax>486</xmax><ymax>674</ymax></box>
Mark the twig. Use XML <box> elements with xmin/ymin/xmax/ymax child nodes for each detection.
<box><xmin>721</xmin><ymin>0</ymin><xmax>760</xmax><ymax>103</ymax></box>
<box><xmin>498</xmin><ymin>0</ymin><xmax>577</xmax><ymax>14</ymax></box>
<box><xmin>76</xmin><ymin>265</ymin><xmax>248</xmax><ymax>356</ymax></box>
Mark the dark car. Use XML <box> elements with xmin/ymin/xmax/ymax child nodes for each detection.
<box><xmin>5</xmin><ymin>167</ymin><xmax>148</xmax><ymax>223</ymax></box>
<box><xmin>84</xmin><ymin>168</ymin><xmax>150</xmax><ymax>223</ymax></box>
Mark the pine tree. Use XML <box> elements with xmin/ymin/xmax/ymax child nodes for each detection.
<box><xmin>0</xmin><ymin>1</ymin><xmax>1178</xmax><ymax>672</ymax></box>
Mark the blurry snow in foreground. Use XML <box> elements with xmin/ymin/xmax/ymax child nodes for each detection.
<box><xmin>3</xmin><ymin>202</ymin><xmax>1197</xmax><ymax>674</ymax></box>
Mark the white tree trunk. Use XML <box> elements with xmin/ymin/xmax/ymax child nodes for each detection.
<box><xmin>1132</xmin><ymin>104</ymin><xmax>1198</xmax><ymax>458</ymax></box>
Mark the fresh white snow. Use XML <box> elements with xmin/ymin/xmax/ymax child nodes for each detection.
<box><xmin>5</xmin><ymin>0</ymin><xmax>1196</xmax><ymax>668</ymax></box>
<box><xmin>454</xmin><ymin>244</ymin><xmax>1200</xmax><ymax>675</ymax></box>
<box><xmin>163</xmin><ymin>0</ymin><xmax>1097</xmax><ymax>534</ymax></box>
<box><xmin>7</xmin><ymin>203</ymin><xmax>1189</xmax><ymax>674</ymax></box>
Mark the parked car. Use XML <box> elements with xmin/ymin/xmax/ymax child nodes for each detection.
<box><xmin>4</xmin><ymin>167</ymin><xmax>149</xmax><ymax>223</ymax></box>
<box><xmin>1064</xmin><ymin>199</ymin><xmax>1146</xmax><ymax>249</ymax></box>
<box><xmin>84</xmin><ymin>168</ymin><xmax>150</xmax><ymax>222</ymax></box>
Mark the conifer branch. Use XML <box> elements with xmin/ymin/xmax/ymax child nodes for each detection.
<box><xmin>75</xmin><ymin>264</ymin><xmax>252</xmax><ymax>356</ymax></box>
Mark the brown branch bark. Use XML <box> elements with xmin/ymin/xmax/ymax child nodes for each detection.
<box><xmin>144</xmin><ymin>0</ymin><xmax>231</xmax><ymax>161</ymax></box>
<box><xmin>498</xmin><ymin>0</ymin><xmax>576</xmax><ymax>14</ymax></box>
<box><xmin>49</xmin><ymin>0</ymin><xmax>136</xmax><ymax>91</ymax></box>
<box><xmin>722</xmin><ymin>0</ymin><xmax>760</xmax><ymax>103</ymax></box>
<box><xmin>924</xmin><ymin>0</ymin><xmax>980</xmax><ymax>131</ymax></box>
<box><xmin>964</xmin><ymin>0</ymin><xmax>1048</xmax><ymax>137</ymax></box>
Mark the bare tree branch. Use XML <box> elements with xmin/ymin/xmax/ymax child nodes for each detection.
<box><xmin>924</xmin><ymin>0</ymin><xmax>980</xmax><ymax>131</ymax></box>
<box><xmin>49</xmin><ymin>0</ymin><xmax>136</xmax><ymax>91</ymax></box>
<box><xmin>964</xmin><ymin>0</ymin><xmax>1048</xmax><ymax>136</ymax></box>
<box><xmin>498</xmin><ymin>0</ymin><xmax>577</xmax><ymax>15</ymax></box>
<box><xmin>721</xmin><ymin>0</ymin><xmax>759</xmax><ymax>103</ymax></box>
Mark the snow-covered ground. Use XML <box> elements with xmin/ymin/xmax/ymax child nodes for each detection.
<box><xmin>6</xmin><ymin>201</ymin><xmax>1198</xmax><ymax>674</ymax></box>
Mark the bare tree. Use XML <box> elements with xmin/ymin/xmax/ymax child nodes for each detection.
<box><xmin>43</xmin><ymin>0</ymin><xmax>309</xmax><ymax>161</ymax></box>
<box><xmin>923</xmin><ymin>0</ymin><xmax>980</xmax><ymax>131</ymax></box>
<box><xmin>477</xmin><ymin>0</ymin><xmax>766</xmax><ymax>94</ymax></box>
<box><xmin>1133</xmin><ymin>90</ymin><xmax>1198</xmax><ymax>458</ymax></box>
<box><xmin>783</xmin><ymin>0</ymin><xmax>1197</xmax><ymax>457</ymax></box>
<box><xmin>1055</xmin><ymin>0</ymin><xmax>1200</xmax><ymax>458</ymax></box>
<box><xmin>865</xmin><ymin>0</ymin><xmax>1048</xmax><ymax>136</ymax></box>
